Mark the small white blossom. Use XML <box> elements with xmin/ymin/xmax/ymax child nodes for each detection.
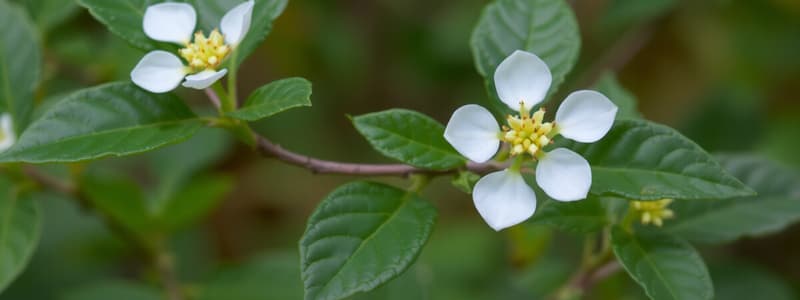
<box><xmin>131</xmin><ymin>1</ymin><xmax>255</xmax><ymax>93</ymax></box>
<box><xmin>0</xmin><ymin>113</ymin><xmax>16</xmax><ymax>152</ymax></box>
<box><xmin>444</xmin><ymin>50</ymin><xmax>618</xmax><ymax>231</ymax></box>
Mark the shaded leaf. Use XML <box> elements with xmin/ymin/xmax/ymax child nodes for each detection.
<box><xmin>0</xmin><ymin>0</ymin><xmax>41</xmax><ymax>133</ymax></box>
<box><xmin>198</xmin><ymin>252</ymin><xmax>302</xmax><ymax>300</ymax></box>
<box><xmin>594</xmin><ymin>72</ymin><xmax>641</xmax><ymax>119</ymax></box>
<box><xmin>666</xmin><ymin>154</ymin><xmax>800</xmax><ymax>243</ymax></box>
<box><xmin>61</xmin><ymin>280</ymin><xmax>161</xmax><ymax>300</ymax></box>
<box><xmin>0</xmin><ymin>176</ymin><xmax>42</xmax><ymax>293</ymax></box>
<box><xmin>611</xmin><ymin>227</ymin><xmax>712</xmax><ymax>300</ymax></box>
<box><xmin>529</xmin><ymin>196</ymin><xmax>608</xmax><ymax>234</ymax></box>
<box><xmin>300</xmin><ymin>181</ymin><xmax>437</xmax><ymax>300</ymax></box>
<box><xmin>155</xmin><ymin>174</ymin><xmax>232</xmax><ymax>232</ymax></box>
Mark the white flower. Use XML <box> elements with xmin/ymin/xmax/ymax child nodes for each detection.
<box><xmin>444</xmin><ymin>50</ymin><xmax>618</xmax><ymax>231</ymax></box>
<box><xmin>131</xmin><ymin>1</ymin><xmax>255</xmax><ymax>93</ymax></box>
<box><xmin>0</xmin><ymin>113</ymin><xmax>16</xmax><ymax>152</ymax></box>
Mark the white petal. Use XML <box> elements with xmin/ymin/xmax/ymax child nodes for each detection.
<box><xmin>131</xmin><ymin>51</ymin><xmax>187</xmax><ymax>93</ymax></box>
<box><xmin>182</xmin><ymin>69</ymin><xmax>228</xmax><ymax>90</ymax></box>
<box><xmin>536</xmin><ymin>148</ymin><xmax>591</xmax><ymax>202</ymax></box>
<box><xmin>443</xmin><ymin>104</ymin><xmax>500</xmax><ymax>163</ymax></box>
<box><xmin>0</xmin><ymin>114</ymin><xmax>15</xmax><ymax>152</ymax></box>
<box><xmin>494</xmin><ymin>50</ymin><xmax>552</xmax><ymax>112</ymax></box>
<box><xmin>473</xmin><ymin>169</ymin><xmax>537</xmax><ymax>231</ymax></box>
<box><xmin>143</xmin><ymin>2</ymin><xmax>196</xmax><ymax>44</ymax></box>
<box><xmin>220</xmin><ymin>0</ymin><xmax>255</xmax><ymax>46</ymax></box>
<box><xmin>555</xmin><ymin>90</ymin><xmax>618</xmax><ymax>143</ymax></box>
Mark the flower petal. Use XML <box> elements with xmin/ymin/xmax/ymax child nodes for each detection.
<box><xmin>473</xmin><ymin>169</ymin><xmax>537</xmax><ymax>231</ymax></box>
<box><xmin>0</xmin><ymin>113</ymin><xmax>15</xmax><ymax>152</ymax></box>
<box><xmin>536</xmin><ymin>148</ymin><xmax>591</xmax><ymax>202</ymax></box>
<box><xmin>182</xmin><ymin>69</ymin><xmax>228</xmax><ymax>90</ymax></box>
<box><xmin>220</xmin><ymin>0</ymin><xmax>255</xmax><ymax>46</ymax></box>
<box><xmin>443</xmin><ymin>104</ymin><xmax>500</xmax><ymax>163</ymax></box>
<box><xmin>130</xmin><ymin>51</ymin><xmax>187</xmax><ymax>93</ymax></box>
<box><xmin>555</xmin><ymin>90</ymin><xmax>618</xmax><ymax>143</ymax></box>
<box><xmin>143</xmin><ymin>2</ymin><xmax>196</xmax><ymax>44</ymax></box>
<box><xmin>494</xmin><ymin>50</ymin><xmax>552</xmax><ymax>112</ymax></box>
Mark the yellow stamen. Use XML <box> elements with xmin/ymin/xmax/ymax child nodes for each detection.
<box><xmin>179</xmin><ymin>29</ymin><xmax>231</xmax><ymax>72</ymax></box>
<box><xmin>501</xmin><ymin>107</ymin><xmax>555</xmax><ymax>158</ymax></box>
<box><xmin>631</xmin><ymin>199</ymin><xmax>675</xmax><ymax>227</ymax></box>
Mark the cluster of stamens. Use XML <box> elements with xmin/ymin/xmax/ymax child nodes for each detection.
<box><xmin>179</xmin><ymin>29</ymin><xmax>231</xmax><ymax>71</ymax></box>
<box><xmin>632</xmin><ymin>199</ymin><xmax>675</xmax><ymax>227</ymax></box>
<box><xmin>501</xmin><ymin>104</ymin><xmax>554</xmax><ymax>157</ymax></box>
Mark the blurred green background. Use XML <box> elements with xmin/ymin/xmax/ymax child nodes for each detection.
<box><xmin>4</xmin><ymin>0</ymin><xmax>800</xmax><ymax>299</ymax></box>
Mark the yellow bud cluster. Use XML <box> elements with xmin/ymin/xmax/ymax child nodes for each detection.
<box><xmin>632</xmin><ymin>199</ymin><xmax>675</xmax><ymax>227</ymax></box>
<box><xmin>501</xmin><ymin>106</ymin><xmax>554</xmax><ymax>157</ymax></box>
<box><xmin>179</xmin><ymin>29</ymin><xmax>231</xmax><ymax>71</ymax></box>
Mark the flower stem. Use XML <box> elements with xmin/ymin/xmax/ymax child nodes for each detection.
<box><xmin>212</xmin><ymin>82</ymin><xmax>235</xmax><ymax>113</ymax></box>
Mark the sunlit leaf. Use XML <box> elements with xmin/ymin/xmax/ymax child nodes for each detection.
<box><xmin>559</xmin><ymin>119</ymin><xmax>755</xmax><ymax>200</ymax></box>
<box><xmin>353</xmin><ymin>109</ymin><xmax>466</xmax><ymax>170</ymax></box>
<box><xmin>0</xmin><ymin>82</ymin><xmax>201</xmax><ymax>163</ymax></box>
<box><xmin>471</xmin><ymin>0</ymin><xmax>580</xmax><ymax>105</ymax></box>
<box><xmin>227</xmin><ymin>77</ymin><xmax>312</xmax><ymax>122</ymax></box>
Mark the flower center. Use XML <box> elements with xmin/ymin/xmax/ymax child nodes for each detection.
<box><xmin>632</xmin><ymin>199</ymin><xmax>675</xmax><ymax>227</ymax></box>
<box><xmin>0</xmin><ymin>130</ymin><xmax>6</xmax><ymax>143</ymax></box>
<box><xmin>501</xmin><ymin>105</ymin><xmax>554</xmax><ymax>157</ymax></box>
<box><xmin>179</xmin><ymin>29</ymin><xmax>231</xmax><ymax>71</ymax></box>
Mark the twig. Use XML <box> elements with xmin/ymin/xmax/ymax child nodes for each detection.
<box><xmin>255</xmin><ymin>135</ymin><xmax>504</xmax><ymax>177</ymax></box>
<box><xmin>204</xmin><ymin>88</ymin><xmax>222</xmax><ymax>110</ymax></box>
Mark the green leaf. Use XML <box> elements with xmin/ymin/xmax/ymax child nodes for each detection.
<box><xmin>155</xmin><ymin>174</ymin><xmax>232</xmax><ymax>233</ymax></box>
<box><xmin>471</xmin><ymin>0</ymin><xmax>580</xmax><ymax>102</ymax></box>
<box><xmin>0</xmin><ymin>82</ymin><xmax>201</xmax><ymax>163</ymax></box>
<box><xmin>451</xmin><ymin>171</ymin><xmax>481</xmax><ymax>194</ymax></box>
<box><xmin>529</xmin><ymin>196</ymin><xmax>608</xmax><ymax>234</ymax></box>
<box><xmin>299</xmin><ymin>181</ymin><xmax>437</xmax><ymax>300</ymax></box>
<box><xmin>78</xmin><ymin>0</ymin><xmax>288</xmax><ymax>68</ymax></box>
<box><xmin>227</xmin><ymin>77</ymin><xmax>312</xmax><ymax>122</ymax></box>
<box><xmin>559</xmin><ymin>119</ymin><xmax>755</xmax><ymax>200</ymax></box>
<box><xmin>12</xmin><ymin>0</ymin><xmax>79</xmax><ymax>31</ymax></box>
<box><xmin>594</xmin><ymin>72</ymin><xmax>641</xmax><ymax>119</ymax></box>
<box><xmin>61</xmin><ymin>280</ymin><xmax>161</xmax><ymax>300</ymax></box>
<box><xmin>0</xmin><ymin>176</ymin><xmax>42</xmax><ymax>293</ymax></box>
<box><xmin>665</xmin><ymin>154</ymin><xmax>800</xmax><ymax>244</ymax></box>
<box><xmin>198</xmin><ymin>253</ymin><xmax>302</xmax><ymax>300</ymax></box>
<box><xmin>611</xmin><ymin>227</ymin><xmax>712</xmax><ymax>300</ymax></box>
<box><xmin>0</xmin><ymin>0</ymin><xmax>41</xmax><ymax>133</ymax></box>
<box><xmin>81</xmin><ymin>173</ymin><xmax>153</xmax><ymax>236</ymax></box>
<box><xmin>352</xmin><ymin>109</ymin><xmax>466</xmax><ymax>170</ymax></box>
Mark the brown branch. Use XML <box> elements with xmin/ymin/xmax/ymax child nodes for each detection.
<box><xmin>255</xmin><ymin>135</ymin><xmax>503</xmax><ymax>177</ymax></box>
